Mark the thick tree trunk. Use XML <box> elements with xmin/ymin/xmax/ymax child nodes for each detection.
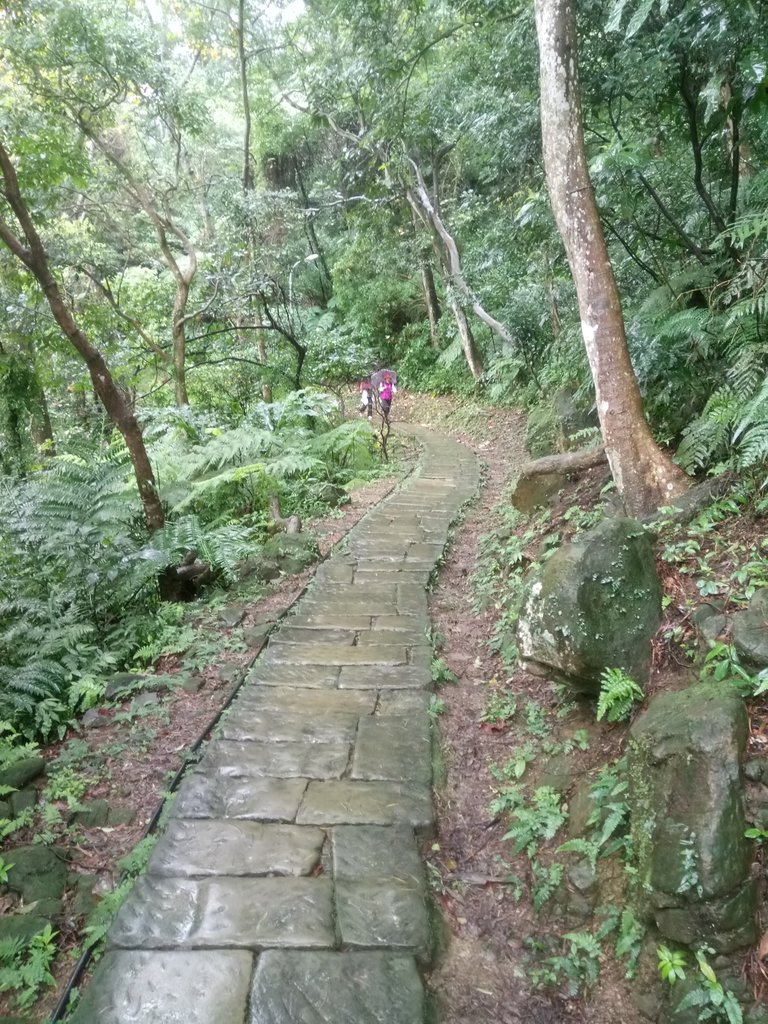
<box><xmin>0</xmin><ymin>141</ymin><xmax>164</xmax><ymax>532</ymax></box>
<box><xmin>534</xmin><ymin>0</ymin><xmax>689</xmax><ymax>517</ymax></box>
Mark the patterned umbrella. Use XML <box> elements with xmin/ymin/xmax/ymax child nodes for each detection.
<box><xmin>370</xmin><ymin>369</ymin><xmax>398</xmax><ymax>389</ymax></box>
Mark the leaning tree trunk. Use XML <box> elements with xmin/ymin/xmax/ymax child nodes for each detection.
<box><xmin>534</xmin><ymin>0</ymin><xmax>689</xmax><ymax>517</ymax></box>
<box><xmin>420</xmin><ymin>258</ymin><xmax>442</xmax><ymax>348</ymax></box>
<box><xmin>0</xmin><ymin>141</ymin><xmax>164</xmax><ymax>532</ymax></box>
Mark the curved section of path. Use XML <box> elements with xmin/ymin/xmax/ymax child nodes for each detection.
<box><xmin>72</xmin><ymin>427</ymin><xmax>479</xmax><ymax>1024</ymax></box>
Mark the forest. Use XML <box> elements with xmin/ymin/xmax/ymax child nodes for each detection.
<box><xmin>1</xmin><ymin>0</ymin><xmax>768</xmax><ymax>1019</ymax></box>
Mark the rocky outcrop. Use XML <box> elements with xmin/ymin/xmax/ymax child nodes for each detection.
<box><xmin>628</xmin><ymin>683</ymin><xmax>756</xmax><ymax>954</ymax></box>
<box><xmin>517</xmin><ymin>518</ymin><xmax>662</xmax><ymax>695</ymax></box>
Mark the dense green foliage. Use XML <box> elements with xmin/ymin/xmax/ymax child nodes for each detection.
<box><xmin>1</xmin><ymin>0</ymin><xmax>767</xmax><ymax>739</ymax></box>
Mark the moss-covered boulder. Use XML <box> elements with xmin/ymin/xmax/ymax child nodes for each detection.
<box><xmin>628</xmin><ymin>684</ymin><xmax>756</xmax><ymax>953</ymax></box>
<box><xmin>252</xmin><ymin>533</ymin><xmax>320</xmax><ymax>581</ymax></box>
<box><xmin>517</xmin><ymin>518</ymin><xmax>662</xmax><ymax>694</ymax></box>
<box><xmin>6</xmin><ymin>846</ymin><xmax>68</xmax><ymax>904</ymax></box>
<box><xmin>732</xmin><ymin>589</ymin><xmax>768</xmax><ymax>669</ymax></box>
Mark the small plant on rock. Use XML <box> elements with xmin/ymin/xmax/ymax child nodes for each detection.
<box><xmin>596</xmin><ymin>668</ymin><xmax>644</xmax><ymax>722</ymax></box>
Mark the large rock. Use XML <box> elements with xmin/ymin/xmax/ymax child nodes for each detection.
<box><xmin>628</xmin><ymin>684</ymin><xmax>756</xmax><ymax>953</ymax></box>
<box><xmin>517</xmin><ymin>518</ymin><xmax>662</xmax><ymax>694</ymax></box>
<box><xmin>243</xmin><ymin>534</ymin><xmax>320</xmax><ymax>582</ymax></box>
<box><xmin>732</xmin><ymin>589</ymin><xmax>768</xmax><ymax>669</ymax></box>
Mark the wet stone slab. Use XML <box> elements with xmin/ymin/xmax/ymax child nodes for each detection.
<box><xmin>245</xmin><ymin>664</ymin><xmax>340</xmax><ymax>688</ymax></box>
<box><xmin>269</xmin><ymin>627</ymin><xmax>358</xmax><ymax>645</ymax></box>
<box><xmin>220</xmin><ymin>709</ymin><xmax>360</xmax><ymax>745</ymax></box>
<box><xmin>249</xmin><ymin>950</ymin><xmax>425</xmax><ymax>1024</ymax></box>
<box><xmin>264</xmin><ymin>643</ymin><xmax>407</xmax><ymax>667</ymax></box>
<box><xmin>232</xmin><ymin>688</ymin><xmax>375</xmax><ymax>716</ymax></box>
<box><xmin>289</xmin><ymin>613</ymin><xmax>372</xmax><ymax>629</ymax></box>
<box><xmin>148</xmin><ymin>820</ymin><xmax>325</xmax><ymax>877</ymax></box>
<box><xmin>332</xmin><ymin>825</ymin><xmax>424</xmax><ymax>885</ymax></box>
<box><xmin>110</xmin><ymin>876</ymin><xmax>335</xmax><ymax>950</ymax></box>
<box><xmin>197</xmin><ymin>740</ymin><xmax>350</xmax><ymax>779</ymax></box>
<box><xmin>296</xmin><ymin>780</ymin><xmax>432</xmax><ymax>831</ymax></box>
<box><xmin>338</xmin><ymin>665</ymin><xmax>431</xmax><ymax>690</ymax></box>
<box><xmin>298</xmin><ymin>599</ymin><xmax>399</xmax><ymax>618</ymax></box>
<box><xmin>336</xmin><ymin>879</ymin><xmax>430</xmax><ymax>960</ymax></box>
<box><xmin>69</xmin><ymin>949</ymin><xmax>253</xmax><ymax>1024</ymax></box>
<box><xmin>172</xmin><ymin>775</ymin><xmax>307</xmax><ymax>822</ymax></box>
<box><xmin>376</xmin><ymin>691</ymin><xmax>431</xmax><ymax>715</ymax></box>
<box><xmin>351</xmin><ymin>716</ymin><xmax>432</xmax><ymax>785</ymax></box>
<box><xmin>355</xmin><ymin>630</ymin><xmax>429</xmax><ymax>647</ymax></box>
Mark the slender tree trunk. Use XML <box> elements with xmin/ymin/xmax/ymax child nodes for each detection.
<box><xmin>534</xmin><ymin>0</ymin><xmax>689</xmax><ymax>517</ymax></box>
<box><xmin>172</xmin><ymin>279</ymin><xmax>191</xmax><ymax>406</ymax></box>
<box><xmin>257</xmin><ymin>334</ymin><xmax>272</xmax><ymax>402</ymax></box>
<box><xmin>238</xmin><ymin>0</ymin><xmax>254</xmax><ymax>192</ymax></box>
<box><xmin>0</xmin><ymin>140</ymin><xmax>164</xmax><ymax>531</ymax></box>
<box><xmin>420</xmin><ymin>257</ymin><xmax>442</xmax><ymax>348</ymax></box>
<box><xmin>445</xmin><ymin>291</ymin><xmax>483</xmax><ymax>380</ymax></box>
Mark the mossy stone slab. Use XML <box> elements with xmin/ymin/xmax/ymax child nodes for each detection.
<box><xmin>265</xmin><ymin>643</ymin><xmax>407</xmax><ymax>667</ymax></box>
<box><xmin>338</xmin><ymin>665</ymin><xmax>431</xmax><ymax>690</ymax></box>
<box><xmin>233</xmin><ymin>687</ymin><xmax>375</xmax><ymax>717</ymax></box>
<box><xmin>196</xmin><ymin>740</ymin><xmax>350</xmax><ymax>780</ymax></box>
<box><xmin>220</xmin><ymin>709</ymin><xmax>359</xmax><ymax>745</ymax></box>
<box><xmin>248</xmin><ymin>950</ymin><xmax>425</xmax><ymax>1024</ymax></box>
<box><xmin>245</xmin><ymin>664</ymin><xmax>340</xmax><ymax>688</ymax></box>
<box><xmin>172</xmin><ymin>775</ymin><xmax>308</xmax><ymax>822</ymax></box>
<box><xmin>351</xmin><ymin>716</ymin><xmax>432</xmax><ymax>785</ymax></box>
<box><xmin>110</xmin><ymin>876</ymin><xmax>334</xmax><ymax>950</ymax></box>
<box><xmin>69</xmin><ymin>949</ymin><xmax>253</xmax><ymax>1024</ymax></box>
<box><xmin>336</xmin><ymin>879</ymin><xmax>431</xmax><ymax>961</ymax></box>
<box><xmin>297</xmin><ymin>780</ymin><xmax>432</xmax><ymax>831</ymax></box>
<box><xmin>332</xmin><ymin>825</ymin><xmax>424</xmax><ymax>885</ymax></box>
<box><xmin>148</xmin><ymin>820</ymin><xmax>324</xmax><ymax>877</ymax></box>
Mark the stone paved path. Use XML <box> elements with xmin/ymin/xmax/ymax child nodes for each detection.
<box><xmin>72</xmin><ymin>427</ymin><xmax>479</xmax><ymax>1024</ymax></box>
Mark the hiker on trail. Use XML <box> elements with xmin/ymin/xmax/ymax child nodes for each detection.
<box><xmin>358</xmin><ymin>380</ymin><xmax>373</xmax><ymax>420</ymax></box>
<box><xmin>378</xmin><ymin>373</ymin><xmax>396</xmax><ymax>421</ymax></box>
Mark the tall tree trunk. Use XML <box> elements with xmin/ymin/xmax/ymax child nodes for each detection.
<box><xmin>172</xmin><ymin>278</ymin><xmax>191</xmax><ymax>406</ymax></box>
<box><xmin>238</xmin><ymin>0</ymin><xmax>254</xmax><ymax>192</ymax></box>
<box><xmin>421</xmin><ymin>258</ymin><xmax>442</xmax><ymax>349</ymax></box>
<box><xmin>445</xmin><ymin>292</ymin><xmax>483</xmax><ymax>380</ymax></box>
<box><xmin>0</xmin><ymin>140</ymin><xmax>164</xmax><ymax>531</ymax></box>
<box><xmin>534</xmin><ymin>0</ymin><xmax>689</xmax><ymax>517</ymax></box>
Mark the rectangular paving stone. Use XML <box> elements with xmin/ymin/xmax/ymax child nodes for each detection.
<box><xmin>372</xmin><ymin>615</ymin><xmax>429</xmax><ymax>631</ymax></box>
<box><xmin>172</xmin><ymin>775</ymin><xmax>307</xmax><ymax>822</ymax></box>
<box><xmin>332</xmin><ymin>825</ymin><xmax>425</xmax><ymax>886</ymax></box>
<box><xmin>291</xmin><ymin>613</ymin><xmax>372</xmax><ymax>629</ymax></box>
<box><xmin>220</xmin><ymin>708</ymin><xmax>360</xmax><ymax>744</ymax></box>
<box><xmin>148</xmin><ymin>820</ymin><xmax>325</xmax><ymax>877</ymax></box>
<box><xmin>233</xmin><ymin>688</ymin><xmax>375</xmax><ymax>716</ymax></box>
<box><xmin>197</xmin><ymin>740</ymin><xmax>350</xmax><ymax>779</ymax></box>
<box><xmin>110</xmin><ymin>876</ymin><xmax>334</xmax><ymax>950</ymax></box>
<box><xmin>265</xmin><ymin>643</ymin><xmax>407</xmax><ymax>666</ymax></box>
<box><xmin>336</xmin><ymin>879</ymin><xmax>430</xmax><ymax>961</ymax></box>
<box><xmin>351</xmin><ymin>716</ymin><xmax>432</xmax><ymax>785</ymax></box>
<box><xmin>299</xmin><ymin>600</ymin><xmax>399</xmax><ymax>617</ymax></box>
<box><xmin>356</xmin><ymin>630</ymin><xmax>429</xmax><ymax>647</ymax></box>
<box><xmin>69</xmin><ymin>949</ymin><xmax>253</xmax><ymax>1024</ymax></box>
<box><xmin>338</xmin><ymin>664</ymin><xmax>431</xmax><ymax>690</ymax></box>
<box><xmin>296</xmin><ymin>780</ymin><xmax>432</xmax><ymax>831</ymax></box>
<box><xmin>269</xmin><ymin>627</ymin><xmax>358</xmax><ymax>644</ymax></box>
<box><xmin>376</xmin><ymin>691</ymin><xmax>430</xmax><ymax>715</ymax></box>
<box><xmin>246</xmin><ymin>664</ymin><xmax>340</xmax><ymax>688</ymax></box>
<box><xmin>249</xmin><ymin>950</ymin><xmax>425</xmax><ymax>1024</ymax></box>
